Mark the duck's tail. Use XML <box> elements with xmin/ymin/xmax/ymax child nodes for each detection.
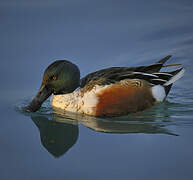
<box><xmin>154</xmin><ymin>55</ymin><xmax>185</xmax><ymax>89</ymax></box>
<box><xmin>164</xmin><ymin>68</ymin><xmax>185</xmax><ymax>86</ymax></box>
<box><xmin>161</xmin><ymin>68</ymin><xmax>185</xmax><ymax>96</ymax></box>
<box><xmin>152</xmin><ymin>67</ymin><xmax>185</xmax><ymax>101</ymax></box>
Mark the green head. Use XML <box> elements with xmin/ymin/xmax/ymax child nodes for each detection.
<box><xmin>42</xmin><ymin>60</ymin><xmax>80</xmax><ymax>94</ymax></box>
<box><xmin>24</xmin><ymin>60</ymin><xmax>80</xmax><ymax>112</ymax></box>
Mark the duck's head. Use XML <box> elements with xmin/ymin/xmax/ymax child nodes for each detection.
<box><xmin>24</xmin><ymin>60</ymin><xmax>80</xmax><ymax>112</ymax></box>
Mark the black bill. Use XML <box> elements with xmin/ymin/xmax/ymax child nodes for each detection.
<box><xmin>23</xmin><ymin>84</ymin><xmax>52</xmax><ymax>112</ymax></box>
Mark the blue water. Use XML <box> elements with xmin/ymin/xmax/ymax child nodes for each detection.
<box><xmin>1</xmin><ymin>1</ymin><xmax>193</xmax><ymax>180</ymax></box>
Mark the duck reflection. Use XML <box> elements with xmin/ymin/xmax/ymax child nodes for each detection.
<box><xmin>54</xmin><ymin>107</ymin><xmax>178</xmax><ymax>135</ymax></box>
<box><xmin>31</xmin><ymin>114</ymin><xmax>79</xmax><ymax>158</ymax></box>
<box><xmin>30</xmin><ymin>102</ymin><xmax>177</xmax><ymax>158</ymax></box>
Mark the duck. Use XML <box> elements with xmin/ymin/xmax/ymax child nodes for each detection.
<box><xmin>24</xmin><ymin>55</ymin><xmax>185</xmax><ymax>117</ymax></box>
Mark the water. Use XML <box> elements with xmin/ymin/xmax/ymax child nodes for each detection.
<box><xmin>1</xmin><ymin>1</ymin><xmax>193</xmax><ymax>179</ymax></box>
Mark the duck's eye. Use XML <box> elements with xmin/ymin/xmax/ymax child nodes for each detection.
<box><xmin>52</xmin><ymin>76</ymin><xmax>57</xmax><ymax>81</ymax></box>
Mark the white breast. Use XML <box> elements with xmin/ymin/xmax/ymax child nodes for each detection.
<box><xmin>51</xmin><ymin>85</ymin><xmax>110</xmax><ymax>115</ymax></box>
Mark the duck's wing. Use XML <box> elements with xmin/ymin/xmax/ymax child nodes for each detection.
<box><xmin>80</xmin><ymin>55</ymin><xmax>181</xmax><ymax>88</ymax></box>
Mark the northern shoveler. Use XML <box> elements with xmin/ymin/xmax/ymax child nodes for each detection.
<box><xmin>24</xmin><ymin>55</ymin><xmax>185</xmax><ymax>116</ymax></box>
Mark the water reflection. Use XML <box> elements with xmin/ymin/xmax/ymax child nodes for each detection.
<box><xmin>29</xmin><ymin>103</ymin><xmax>178</xmax><ymax>158</ymax></box>
<box><xmin>53</xmin><ymin>108</ymin><xmax>178</xmax><ymax>136</ymax></box>
<box><xmin>31</xmin><ymin>115</ymin><xmax>79</xmax><ymax>157</ymax></box>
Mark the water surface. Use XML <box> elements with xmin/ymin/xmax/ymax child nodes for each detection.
<box><xmin>1</xmin><ymin>1</ymin><xmax>193</xmax><ymax>180</ymax></box>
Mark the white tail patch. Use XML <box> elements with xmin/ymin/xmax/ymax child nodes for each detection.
<box><xmin>164</xmin><ymin>68</ymin><xmax>185</xmax><ymax>86</ymax></box>
<box><xmin>152</xmin><ymin>85</ymin><xmax>166</xmax><ymax>102</ymax></box>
